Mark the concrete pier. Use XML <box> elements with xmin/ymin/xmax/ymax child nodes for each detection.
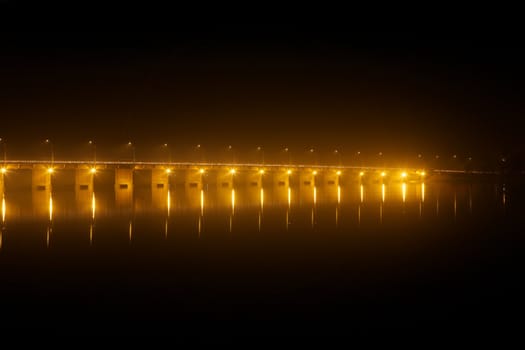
<box><xmin>185</xmin><ymin>169</ymin><xmax>204</xmax><ymax>189</ymax></box>
<box><xmin>300</xmin><ymin>171</ymin><xmax>316</xmax><ymax>187</ymax></box>
<box><xmin>32</xmin><ymin>166</ymin><xmax>52</xmax><ymax>191</ymax></box>
<box><xmin>115</xmin><ymin>168</ymin><xmax>133</xmax><ymax>191</ymax></box>
<box><xmin>320</xmin><ymin>171</ymin><xmax>339</xmax><ymax>187</ymax></box>
<box><xmin>115</xmin><ymin>168</ymin><xmax>133</xmax><ymax>208</ymax></box>
<box><xmin>216</xmin><ymin>169</ymin><xmax>235</xmax><ymax>189</ymax></box>
<box><xmin>151</xmin><ymin>168</ymin><xmax>170</xmax><ymax>210</ymax></box>
<box><xmin>75</xmin><ymin>168</ymin><xmax>94</xmax><ymax>192</ymax></box>
<box><xmin>245</xmin><ymin>171</ymin><xmax>263</xmax><ymax>188</ymax></box>
<box><xmin>272</xmin><ymin>170</ymin><xmax>290</xmax><ymax>188</ymax></box>
<box><xmin>0</xmin><ymin>172</ymin><xmax>4</xmax><ymax>196</ymax></box>
<box><xmin>151</xmin><ymin>168</ymin><xmax>170</xmax><ymax>191</ymax></box>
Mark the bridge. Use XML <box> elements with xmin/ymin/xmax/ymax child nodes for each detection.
<box><xmin>0</xmin><ymin>159</ymin><xmax>500</xmax><ymax>196</ymax></box>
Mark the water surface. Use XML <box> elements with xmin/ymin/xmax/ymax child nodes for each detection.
<box><xmin>0</xmin><ymin>178</ymin><xmax>524</xmax><ymax>336</ymax></box>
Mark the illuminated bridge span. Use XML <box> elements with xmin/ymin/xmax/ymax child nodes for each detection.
<box><xmin>0</xmin><ymin>159</ymin><xmax>498</xmax><ymax>195</ymax></box>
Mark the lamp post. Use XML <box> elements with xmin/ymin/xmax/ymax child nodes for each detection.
<box><xmin>195</xmin><ymin>144</ymin><xmax>203</xmax><ymax>162</ymax></box>
<box><xmin>227</xmin><ymin>145</ymin><xmax>234</xmax><ymax>164</ymax></box>
<box><xmin>284</xmin><ymin>147</ymin><xmax>291</xmax><ymax>166</ymax></box>
<box><xmin>0</xmin><ymin>138</ymin><xmax>6</xmax><ymax>166</ymax></box>
<box><xmin>334</xmin><ymin>149</ymin><xmax>341</xmax><ymax>166</ymax></box>
<box><xmin>45</xmin><ymin>139</ymin><xmax>54</xmax><ymax>165</ymax></box>
<box><xmin>88</xmin><ymin>140</ymin><xmax>96</xmax><ymax>166</ymax></box>
<box><xmin>308</xmin><ymin>148</ymin><xmax>317</xmax><ymax>166</ymax></box>
<box><xmin>256</xmin><ymin>146</ymin><xmax>264</xmax><ymax>165</ymax></box>
<box><xmin>127</xmin><ymin>141</ymin><xmax>135</xmax><ymax>163</ymax></box>
<box><xmin>163</xmin><ymin>143</ymin><xmax>172</xmax><ymax>164</ymax></box>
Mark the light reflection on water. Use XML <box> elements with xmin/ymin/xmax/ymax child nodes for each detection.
<box><xmin>0</xmin><ymin>180</ymin><xmax>517</xmax><ymax>249</ymax></box>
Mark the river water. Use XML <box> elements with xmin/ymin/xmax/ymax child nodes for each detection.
<box><xmin>0</xmin><ymin>177</ymin><xmax>523</xmax><ymax>338</ymax></box>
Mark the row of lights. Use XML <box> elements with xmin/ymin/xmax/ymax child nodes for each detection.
<box><xmin>195</xmin><ymin>168</ymin><xmax>425</xmax><ymax>179</ymax></box>
<box><xmin>1</xmin><ymin>166</ymin><xmax>425</xmax><ymax>179</ymax></box>
<box><xmin>0</xmin><ymin>138</ymin><xmax>486</xmax><ymax>164</ymax></box>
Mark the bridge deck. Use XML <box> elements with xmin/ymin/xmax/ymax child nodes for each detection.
<box><xmin>0</xmin><ymin>160</ymin><xmax>501</xmax><ymax>175</ymax></box>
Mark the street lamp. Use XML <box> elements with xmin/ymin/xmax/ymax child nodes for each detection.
<box><xmin>45</xmin><ymin>139</ymin><xmax>54</xmax><ymax>165</ymax></box>
<box><xmin>162</xmin><ymin>143</ymin><xmax>172</xmax><ymax>163</ymax></box>
<box><xmin>0</xmin><ymin>138</ymin><xmax>6</xmax><ymax>165</ymax></box>
<box><xmin>88</xmin><ymin>140</ymin><xmax>96</xmax><ymax>165</ymax></box>
<box><xmin>227</xmin><ymin>145</ymin><xmax>235</xmax><ymax>164</ymax></box>
<box><xmin>127</xmin><ymin>141</ymin><xmax>135</xmax><ymax>162</ymax></box>
<box><xmin>334</xmin><ymin>149</ymin><xmax>341</xmax><ymax>166</ymax></box>
<box><xmin>195</xmin><ymin>144</ymin><xmax>203</xmax><ymax>162</ymax></box>
<box><xmin>283</xmin><ymin>147</ymin><xmax>291</xmax><ymax>165</ymax></box>
<box><xmin>356</xmin><ymin>151</ymin><xmax>362</xmax><ymax>166</ymax></box>
<box><xmin>257</xmin><ymin>146</ymin><xmax>265</xmax><ymax>164</ymax></box>
<box><xmin>308</xmin><ymin>148</ymin><xmax>317</xmax><ymax>166</ymax></box>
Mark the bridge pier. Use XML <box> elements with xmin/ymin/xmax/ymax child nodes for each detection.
<box><xmin>272</xmin><ymin>170</ymin><xmax>290</xmax><ymax>188</ymax></box>
<box><xmin>115</xmin><ymin>168</ymin><xmax>133</xmax><ymax>208</ymax></box>
<box><xmin>217</xmin><ymin>169</ymin><xmax>235</xmax><ymax>189</ymax></box>
<box><xmin>245</xmin><ymin>171</ymin><xmax>263</xmax><ymax>188</ymax></box>
<box><xmin>185</xmin><ymin>169</ymin><xmax>204</xmax><ymax>190</ymax></box>
<box><xmin>32</xmin><ymin>166</ymin><xmax>52</xmax><ymax>218</ymax></box>
<box><xmin>152</xmin><ymin>168</ymin><xmax>170</xmax><ymax>191</ymax></box>
<box><xmin>151</xmin><ymin>168</ymin><xmax>170</xmax><ymax>210</ymax></box>
<box><xmin>75</xmin><ymin>168</ymin><xmax>94</xmax><ymax>192</ymax></box>
<box><xmin>300</xmin><ymin>171</ymin><xmax>316</xmax><ymax>187</ymax></box>
<box><xmin>32</xmin><ymin>166</ymin><xmax>52</xmax><ymax>191</ymax></box>
<box><xmin>319</xmin><ymin>171</ymin><xmax>339</xmax><ymax>187</ymax></box>
<box><xmin>115</xmin><ymin>168</ymin><xmax>133</xmax><ymax>191</ymax></box>
<box><xmin>0</xmin><ymin>172</ymin><xmax>4</xmax><ymax>196</ymax></box>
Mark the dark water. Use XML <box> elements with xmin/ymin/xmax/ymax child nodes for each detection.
<box><xmin>1</xmin><ymin>178</ymin><xmax>524</xmax><ymax>338</ymax></box>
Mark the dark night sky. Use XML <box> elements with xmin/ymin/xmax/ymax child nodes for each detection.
<box><xmin>1</xmin><ymin>28</ymin><xmax>524</xmax><ymax>163</ymax></box>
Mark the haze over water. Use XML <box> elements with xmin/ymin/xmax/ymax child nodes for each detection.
<box><xmin>0</xmin><ymin>176</ymin><xmax>524</xmax><ymax>337</ymax></box>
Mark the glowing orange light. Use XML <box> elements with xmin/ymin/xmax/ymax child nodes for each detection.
<box><xmin>401</xmin><ymin>172</ymin><xmax>407</xmax><ymax>179</ymax></box>
<box><xmin>92</xmin><ymin>192</ymin><xmax>96</xmax><ymax>220</ymax></box>
<box><xmin>380</xmin><ymin>171</ymin><xmax>386</xmax><ymax>177</ymax></box>
<box><xmin>336</xmin><ymin>170</ymin><xmax>341</xmax><ymax>176</ymax></box>
<box><xmin>90</xmin><ymin>167</ymin><xmax>97</xmax><ymax>174</ymax></box>
<box><xmin>199</xmin><ymin>168</ymin><xmax>205</xmax><ymax>174</ymax></box>
<box><xmin>47</xmin><ymin>168</ymin><xmax>54</xmax><ymax>174</ymax></box>
<box><xmin>2</xmin><ymin>195</ymin><xmax>5</xmax><ymax>223</ymax></box>
<box><xmin>200</xmin><ymin>189</ymin><xmax>204</xmax><ymax>216</ymax></box>
<box><xmin>49</xmin><ymin>195</ymin><xmax>53</xmax><ymax>222</ymax></box>
<box><xmin>359</xmin><ymin>171</ymin><xmax>364</xmax><ymax>177</ymax></box>
<box><xmin>287</xmin><ymin>169</ymin><xmax>292</xmax><ymax>175</ymax></box>
<box><xmin>165</xmin><ymin>168</ymin><xmax>172</xmax><ymax>174</ymax></box>
<box><xmin>0</xmin><ymin>167</ymin><xmax>6</xmax><ymax>174</ymax></box>
<box><xmin>259</xmin><ymin>169</ymin><xmax>265</xmax><ymax>174</ymax></box>
<box><xmin>312</xmin><ymin>170</ymin><xmax>318</xmax><ymax>175</ymax></box>
<box><xmin>230</xmin><ymin>168</ymin><xmax>236</xmax><ymax>175</ymax></box>
<box><xmin>167</xmin><ymin>190</ymin><xmax>171</xmax><ymax>216</ymax></box>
